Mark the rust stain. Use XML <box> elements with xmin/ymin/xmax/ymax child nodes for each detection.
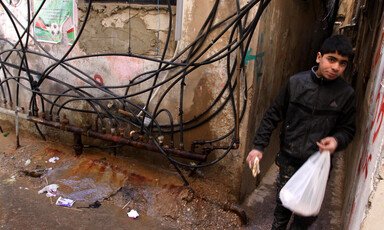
<box><xmin>128</xmin><ymin>172</ymin><xmax>147</xmax><ymax>185</ymax></box>
<box><xmin>70</xmin><ymin>159</ymin><xmax>92</xmax><ymax>175</ymax></box>
<box><xmin>44</xmin><ymin>147</ymin><xmax>65</xmax><ymax>156</ymax></box>
<box><xmin>99</xmin><ymin>161</ymin><xmax>108</xmax><ymax>174</ymax></box>
<box><xmin>85</xmin><ymin>159</ymin><xmax>97</xmax><ymax>171</ymax></box>
<box><xmin>58</xmin><ymin>154</ymin><xmax>184</xmax><ymax>190</ymax></box>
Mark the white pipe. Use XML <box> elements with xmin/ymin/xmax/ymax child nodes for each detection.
<box><xmin>0</xmin><ymin>107</ymin><xmax>28</xmax><ymax>119</ymax></box>
<box><xmin>175</xmin><ymin>0</ymin><xmax>183</xmax><ymax>41</ymax></box>
<box><xmin>15</xmin><ymin>107</ymin><xmax>24</xmax><ymax>148</ymax></box>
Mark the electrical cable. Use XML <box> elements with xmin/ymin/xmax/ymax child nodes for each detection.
<box><xmin>0</xmin><ymin>0</ymin><xmax>275</xmax><ymax>173</ymax></box>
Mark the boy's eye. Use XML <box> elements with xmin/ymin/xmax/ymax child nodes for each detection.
<box><xmin>340</xmin><ymin>61</ymin><xmax>348</xmax><ymax>67</ymax></box>
<box><xmin>328</xmin><ymin>57</ymin><xmax>336</xmax><ymax>62</ymax></box>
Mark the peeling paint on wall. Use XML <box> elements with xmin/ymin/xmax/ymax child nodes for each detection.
<box><xmin>78</xmin><ymin>3</ymin><xmax>176</xmax><ymax>56</ymax></box>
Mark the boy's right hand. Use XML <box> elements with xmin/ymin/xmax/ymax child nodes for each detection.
<box><xmin>246</xmin><ymin>149</ymin><xmax>263</xmax><ymax>168</ymax></box>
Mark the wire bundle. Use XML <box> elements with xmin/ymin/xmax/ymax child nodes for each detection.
<box><xmin>0</xmin><ymin>0</ymin><xmax>271</xmax><ymax>178</ymax></box>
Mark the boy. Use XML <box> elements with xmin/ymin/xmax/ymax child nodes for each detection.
<box><xmin>246</xmin><ymin>35</ymin><xmax>356</xmax><ymax>229</ymax></box>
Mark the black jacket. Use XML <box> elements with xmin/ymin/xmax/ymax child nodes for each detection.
<box><xmin>253</xmin><ymin>67</ymin><xmax>356</xmax><ymax>161</ymax></box>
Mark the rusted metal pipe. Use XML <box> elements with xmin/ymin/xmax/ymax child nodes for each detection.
<box><xmin>73</xmin><ymin>133</ymin><xmax>83</xmax><ymax>156</ymax></box>
<box><xmin>27</xmin><ymin>116</ymin><xmax>207</xmax><ymax>162</ymax></box>
<box><xmin>223</xmin><ymin>202</ymin><xmax>247</xmax><ymax>225</ymax></box>
<box><xmin>191</xmin><ymin>140</ymin><xmax>239</xmax><ymax>153</ymax></box>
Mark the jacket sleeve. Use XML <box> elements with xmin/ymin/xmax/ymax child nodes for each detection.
<box><xmin>332</xmin><ymin>91</ymin><xmax>356</xmax><ymax>151</ymax></box>
<box><xmin>253</xmin><ymin>80</ymin><xmax>290</xmax><ymax>153</ymax></box>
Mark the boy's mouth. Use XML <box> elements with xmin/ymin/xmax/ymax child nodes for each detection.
<box><xmin>327</xmin><ymin>72</ymin><xmax>337</xmax><ymax>78</ymax></box>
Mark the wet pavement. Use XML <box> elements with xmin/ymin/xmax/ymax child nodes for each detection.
<box><xmin>0</xmin><ymin>121</ymin><xmax>344</xmax><ymax>229</ymax></box>
<box><xmin>242</xmin><ymin>153</ymin><xmax>344</xmax><ymax>230</ymax></box>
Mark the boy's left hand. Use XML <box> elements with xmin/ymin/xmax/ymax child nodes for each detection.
<box><xmin>317</xmin><ymin>137</ymin><xmax>338</xmax><ymax>154</ymax></box>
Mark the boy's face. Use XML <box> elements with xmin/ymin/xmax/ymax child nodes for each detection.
<box><xmin>316</xmin><ymin>52</ymin><xmax>349</xmax><ymax>80</ymax></box>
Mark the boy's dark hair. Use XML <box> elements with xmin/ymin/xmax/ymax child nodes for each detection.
<box><xmin>320</xmin><ymin>35</ymin><xmax>354</xmax><ymax>60</ymax></box>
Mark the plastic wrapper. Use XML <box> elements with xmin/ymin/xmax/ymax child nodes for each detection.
<box><xmin>38</xmin><ymin>184</ymin><xmax>59</xmax><ymax>197</ymax></box>
<box><xmin>56</xmin><ymin>197</ymin><xmax>75</xmax><ymax>207</ymax></box>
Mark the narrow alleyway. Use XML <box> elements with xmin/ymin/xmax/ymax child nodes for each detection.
<box><xmin>0</xmin><ymin>120</ymin><xmax>344</xmax><ymax>229</ymax></box>
<box><xmin>242</xmin><ymin>151</ymin><xmax>345</xmax><ymax>230</ymax></box>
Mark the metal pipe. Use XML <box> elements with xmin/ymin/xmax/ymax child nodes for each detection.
<box><xmin>27</xmin><ymin>116</ymin><xmax>207</xmax><ymax>162</ymax></box>
<box><xmin>223</xmin><ymin>202</ymin><xmax>247</xmax><ymax>225</ymax></box>
<box><xmin>175</xmin><ymin>0</ymin><xmax>183</xmax><ymax>41</ymax></box>
<box><xmin>15</xmin><ymin>107</ymin><xmax>24</xmax><ymax>148</ymax></box>
<box><xmin>338</xmin><ymin>0</ymin><xmax>364</xmax><ymax>32</ymax></box>
<box><xmin>235</xmin><ymin>33</ymin><xmax>241</xmax><ymax>142</ymax></box>
<box><xmin>0</xmin><ymin>107</ymin><xmax>28</xmax><ymax>119</ymax></box>
<box><xmin>73</xmin><ymin>132</ymin><xmax>83</xmax><ymax>156</ymax></box>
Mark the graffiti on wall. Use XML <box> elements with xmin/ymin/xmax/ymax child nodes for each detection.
<box><xmin>348</xmin><ymin>23</ymin><xmax>384</xmax><ymax>229</ymax></box>
<box><xmin>93</xmin><ymin>74</ymin><xmax>104</xmax><ymax>86</ymax></box>
<box><xmin>371</xmin><ymin>77</ymin><xmax>384</xmax><ymax>144</ymax></box>
<box><xmin>245</xmin><ymin>48</ymin><xmax>256</xmax><ymax>66</ymax></box>
<box><xmin>357</xmin><ymin>128</ymin><xmax>372</xmax><ymax>179</ymax></box>
<box><xmin>253</xmin><ymin>33</ymin><xmax>264</xmax><ymax>84</ymax></box>
<box><xmin>357</xmin><ymin>73</ymin><xmax>384</xmax><ymax>179</ymax></box>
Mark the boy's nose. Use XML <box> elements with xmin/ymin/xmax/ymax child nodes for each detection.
<box><xmin>332</xmin><ymin>63</ymin><xmax>340</xmax><ymax>72</ymax></box>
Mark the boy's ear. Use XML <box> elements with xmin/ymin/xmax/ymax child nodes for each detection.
<box><xmin>316</xmin><ymin>52</ymin><xmax>322</xmax><ymax>64</ymax></box>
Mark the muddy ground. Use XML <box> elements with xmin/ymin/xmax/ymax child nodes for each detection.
<box><xmin>0</xmin><ymin>120</ymin><xmax>343</xmax><ymax>229</ymax></box>
<box><xmin>0</xmin><ymin>120</ymin><xmax>246</xmax><ymax>230</ymax></box>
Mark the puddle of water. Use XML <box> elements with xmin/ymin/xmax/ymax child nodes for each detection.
<box><xmin>46</xmin><ymin>157</ymin><xmax>129</xmax><ymax>202</ymax></box>
<box><xmin>58</xmin><ymin>177</ymin><xmax>117</xmax><ymax>201</ymax></box>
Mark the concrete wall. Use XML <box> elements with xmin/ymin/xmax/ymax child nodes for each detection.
<box><xmin>77</xmin><ymin>2</ymin><xmax>177</xmax><ymax>55</ymax></box>
<box><xmin>340</xmin><ymin>0</ymin><xmax>384</xmax><ymax>229</ymax></box>
<box><xmin>0</xmin><ymin>0</ymin><xmax>263</xmax><ymax>196</ymax></box>
<box><xmin>0</xmin><ymin>1</ymin><xmax>177</xmax><ymax>115</ymax></box>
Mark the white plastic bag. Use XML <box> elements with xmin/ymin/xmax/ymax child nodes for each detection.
<box><xmin>279</xmin><ymin>150</ymin><xmax>331</xmax><ymax>216</ymax></box>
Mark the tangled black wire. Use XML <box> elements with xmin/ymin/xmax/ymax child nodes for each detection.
<box><xmin>0</xmin><ymin>0</ymin><xmax>271</xmax><ymax>184</ymax></box>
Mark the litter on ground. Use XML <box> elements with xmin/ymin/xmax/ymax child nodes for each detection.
<box><xmin>38</xmin><ymin>184</ymin><xmax>59</xmax><ymax>197</ymax></box>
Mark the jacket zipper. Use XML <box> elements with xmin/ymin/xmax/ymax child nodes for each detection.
<box><xmin>302</xmin><ymin>77</ymin><xmax>323</xmax><ymax>156</ymax></box>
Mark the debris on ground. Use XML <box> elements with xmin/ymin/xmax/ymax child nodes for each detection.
<box><xmin>48</xmin><ymin>157</ymin><xmax>59</xmax><ymax>163</ymax></box>
<box><xmin>19</xmin><ymin>169</ymin><xmax>46</xmax><ymax>178</ymax></box>
<box><xmin>77</xmin><ymin>200</ymin><xmax>101</xmax><ymax>209</ymax></box>
<box><xmin>0</xmin><ymin>123</ymin><xmax>245</xmax><ymax>229</ymax></box>
<box><xmin>3</xmin><ymin>175</ymin><xmax>16</xmax><ymax>184</ymax></box>
<box><xmin>3</xmin><ymin>132</ymin><xmax>9</xmax><ymax>137</ymax></box>
<box><xmin>25</xmin><ymin>159</ymin><xmax>31</xmax><ymax>166</ymax></box>
<box><xmin>38</xmin><ymin>184</ymin><xmax>59</xmax><ymax>197</ymax></box>
<box><xmin>56</xmin><ymin>197</ymin><xmax>76</xmax><ymax>207</ymax></box>
<box><xmin>122</xmin><ymin>201</ymin><xmax>130</xmax><ymax>210</ymax></box>
<box><xmin>127</xmin><ymin>209</ymin><xmax>139</xmax><ymax>219</ymax></box>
